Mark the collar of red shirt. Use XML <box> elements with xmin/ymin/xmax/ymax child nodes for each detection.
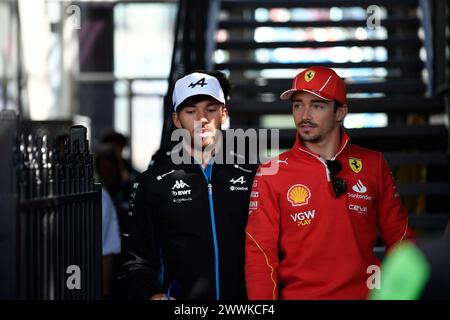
<box><xmin>292</xmin><ymin>127</ymin><xmax>351</xmax><ymax>161</ymax></box>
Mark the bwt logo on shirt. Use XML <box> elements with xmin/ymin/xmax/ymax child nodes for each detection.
<box><xmin>171</xmin><ymin>180</ymin><xmax>191</xmax><ymax>196</ymax></box>
<box><xmin>290</xmin><ymin>210</ymin><xmax>316</xmax><ymax>227</ymax></box>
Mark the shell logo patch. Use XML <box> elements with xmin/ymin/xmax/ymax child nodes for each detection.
<box><xmin>287</xmin><ymin>184</ymin><xmax>311</xmax><ymax>207</ymax></box>
<box><xmin>349</xmin><ymin>157</ymin><xmax>362</xmax><ymax>173</ymax></box>
<box><xmin>304</xmin><ymin>70</ymin><xmax>315</xmax><ymax>82</ymax></box>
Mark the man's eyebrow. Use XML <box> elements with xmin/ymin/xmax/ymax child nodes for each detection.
<box><xmin>205</xmin><ymin>101</ymin><xmax>221</xmax><ymax>107</ymax></box>
<box><xmin>182</xmin><ymin>100</ymin><xmax>221</xmax><ymax>109</ymax></box>
<box><xmin>292</xmin><ymin>99</ymin><xmax>327</xmax><ymax>103</ymax></box>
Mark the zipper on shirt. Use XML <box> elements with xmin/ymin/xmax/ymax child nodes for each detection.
<box><xmin>298</xmin><ymin>138</ymin><xmax>349</xmax><ymax>182</ymax></box>
<box><xmin>196</xmin><ymin>161</ymin><xmax>220</xmax><ymax>300</ymax></box>
<box><xmin>206</xmin><ymin>181</ymin><xmax>220</xmax><ymax>300</ymax></box>
<box><xmin>299</xmin><ymin>148</ymin><xmax>331</xmax><ymax>181</ymax></box>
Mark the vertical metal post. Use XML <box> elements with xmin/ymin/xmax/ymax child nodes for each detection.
<box><xmin>433</xmin><ymin>0</ymin><xmax>448</xmax><ymax>93</ymax></box>
<box><xmin>205</xmin><ymin>0</ymin><xmax>221</xmax><ymax>71</ymax></box>
<box><xmin>419</xmin><ymin>0</ymin><xmax>434</xmax><ymax>96</ymax></box>
<box><xmin>127</xmin><ymin>80</ymin><xmax>133</xmax><ymax>167</ymax></box>
<box><xmin>93</xmin><ymin>183</ymin><xmax>103</xmax><ymax>299</ymax></box>
<box><xmin>0</xmin><ymin>110</ymin><xmax>19</xmax><ymax>299</ymax></box>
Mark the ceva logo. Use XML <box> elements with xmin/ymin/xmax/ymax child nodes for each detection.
<box><xmin>349</xmin><ymin>204</ymin><xmax>368</xmax><ymax>214</ymax></box>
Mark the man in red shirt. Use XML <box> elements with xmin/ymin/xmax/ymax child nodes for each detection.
<box><xmin>245</xmin><ymin>66</ymin><xmax>415</xmax><ymax>300</ymax></box>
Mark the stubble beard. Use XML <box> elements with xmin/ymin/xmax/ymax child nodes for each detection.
<box><xmin>299</xmin><ymin>132</ymin><xmax>322</xmax><ymax>143</ymax></box>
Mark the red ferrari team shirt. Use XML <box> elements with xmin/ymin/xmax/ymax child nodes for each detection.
<box><xmin>245</xmin><ymin>130</ymin><xmax>415</xmax><ymax>300</ymax></box>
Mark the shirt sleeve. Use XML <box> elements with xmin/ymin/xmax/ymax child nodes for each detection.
<box><xmin>245</xmin><ymin>165</ymin><xmax>280</xmax><ymax>300</ymax></box>
<box><xmin>376</xmin><ymin>154</ymin><xmax>415</xmax><ymax>252</ymax></box>
<box><xmin>118</xmin><ymin>172</ymin><xmax>163</xmax><ymax>299</ymax></box>
<box><xmin>101</xmin><ymin>188</ymin><xmax>121</xmax><ymax>256</ymax></box>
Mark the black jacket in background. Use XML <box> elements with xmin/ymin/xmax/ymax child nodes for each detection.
<box><xmin>119</xmin><ymin>140</ymin><xmax>258</xmax><ymax>300</ymax></box>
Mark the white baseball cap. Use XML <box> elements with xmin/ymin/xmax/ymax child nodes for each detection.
<box><xmin>172</xmin><ymin>72</ymin><xmax>226</xmax><ymax>111</ymax></box>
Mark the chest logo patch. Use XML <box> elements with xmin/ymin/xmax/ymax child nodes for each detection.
<box><xmin>352</xmin><ymin>179</ymin><xmax>367</xmax><ymax>193</ymax></box>
<box><xmin>287</xmin><ymin>184</ymin><xmax>311</xmax><ymax>207</ymax></box>
<box><xmin>171</xmin><ymin>180</ymin><xmax>192</xmax><ymax>198</ymax></box>
<box><xmin>305</xmin><ymin>70</ymin><xmax>315</xmax><ymax>82</ymax></box>
<box><xmin>349</xmin><ymin>157</ymin><xmax>362</xmax><ymax>173</ymax></box>
<box><xmin>290</xmin><ymin>210</ymin><xmax>316</xmax><ymax>227</ymax></box>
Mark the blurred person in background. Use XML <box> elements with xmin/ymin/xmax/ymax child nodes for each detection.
<box><xmin>101</xmin><ymin>131</ymin><xmax>140</xmax><ymax>183</ymax></box>
<box><xmin>95</xmin><ymin>144</ymin><xmax>130</xmax><ymax>216</ymax></box>
<box><xmin>95</xmin><ymin>146</ymin><xmax>125</xmax><ymax>299</ymax></box>
<box><xmin>101</xmin><ymin>188</ymin><xmax>121</xmax><ymax>299</ymax></box>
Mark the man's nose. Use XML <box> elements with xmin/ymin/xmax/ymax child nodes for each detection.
<box><xmin>302</xmin><ymin>106</ymin><xmax>312</xmax><ymax>120</ymax></box>
<box><xmin>196</xmin><ymin>111</ymin><xmax>208</xmax><ymax>123</ymax></box>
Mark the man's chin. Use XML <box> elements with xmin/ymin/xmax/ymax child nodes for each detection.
<box><xmin>202</xmin><ymin>137</ymin><xmax>216</xmax><ymax>148</ymax></box>
<box><xmin>192</xmin><ymin>137</ymin><xmax>215</xmax><ymax>149</ymax></box>
<box><xmin>299</xmin><ymin>132</ymin><xmax>321</xmax><ymax>143</ymax></box>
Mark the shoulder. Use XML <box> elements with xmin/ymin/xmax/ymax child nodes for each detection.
<box><xmin>345</xmin><ymin>144</ymin><xmax>386</xmax><ymax>176</ymax></box>
<box><xmin>132</xmin><ymin>169</ymin><xmax>153</xmax><ymax>191</ymax></box>
<box><xmin>275</xmin><ymin>148</ymin><xmax>292</xmax><ymax>162</ymax></box>
<box><xmin>254</xmin><ymin>148</ymin><xmax>294</xmax><ymax>179</ymax></box>
<box><xmin>346</xmin><ymin>143</ymin><xmax>382</xmax><ymax>160</ymax></box>
<box><xmin>149</xmin><ymin>141</ymin><xmax>181</xmax><ymax>165</ymax></box>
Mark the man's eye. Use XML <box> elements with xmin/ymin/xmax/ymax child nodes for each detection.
<box><xmin>313</xmin><ymin>104</ymin><xmax>324</xmax><ymax>109</ymax></box>
<box><xmin>207</xmin><ymin>108</ymin><xmax>217</xmax><ymax>112</ymax></box>
<box><xmin>293</xmin><ymin>103</ymin><xmax>304</xmax><ymax>109</ymax></box>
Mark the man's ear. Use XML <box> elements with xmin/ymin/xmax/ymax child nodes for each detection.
<box><xmin>172</xmin><ymin>111</ymin><xmax>182</xmax><ymax>129</ymax></box>
<box><xmin>336</xmin><ymin>104</ymin><xmax>348</xmax><ymax>123</ymax></box>
<box><xmin>221</xmin><ymin>106</ymin><xmax>229</xmax><ymax>124</ymax></box>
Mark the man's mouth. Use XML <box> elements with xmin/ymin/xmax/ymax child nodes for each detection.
<box><xmin>196</xmin><ymin>128</ymin><xmax>214</xmax><ymax>138</ymax></box>
<box><xmin>298</xmin><ymin>122</ymin><xmax>317</xmax><ymax>130</ymax></box>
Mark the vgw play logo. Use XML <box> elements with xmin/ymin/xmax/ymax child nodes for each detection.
<box><xmin>290</xmin><ymin>210</ymin><xmax>316</xmax><ymax>227</ymax></box>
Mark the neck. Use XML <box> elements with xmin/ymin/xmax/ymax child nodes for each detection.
<box><xmin>183</xmin><ymin>139</ymin><xmax>220</xmax><ymax>169</ymax></box>
<box><xmin>303</xmin><ymin>128</ymin><xmax>342</xmax><ymax>160</ymax></box>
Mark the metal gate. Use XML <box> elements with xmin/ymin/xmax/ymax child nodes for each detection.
<box><xmin>0</xmin><ymin>110</ymin><xmax>102</xmax><ymax>299</ymax></box>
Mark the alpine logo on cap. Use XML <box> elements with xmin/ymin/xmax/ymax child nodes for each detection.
<box><xmin>304</xmin><ymin>70</ymin><xmax>315</xmax><ymax>82</ymax></box>
<box><xmin>188</xmin><ymin>77</ymin><xmax>207</xmax><ymax>88</ymax></box>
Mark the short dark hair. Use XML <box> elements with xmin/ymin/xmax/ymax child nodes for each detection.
<box><xmin>334</xmin><ymin>100</ymin><xmax>343</xmax><ymax>112</ymax></box>
<box><xmin>176</xmin><ymin>94</ymin><xmax>223</xmax><ymax>113</ymax></box>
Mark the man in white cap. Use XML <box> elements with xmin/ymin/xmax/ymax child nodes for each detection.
<box><xmin>245</xmin><ymin>66</ymin><xmax>415</xmax><ymax>299</ymax></box>
<box><xmin>119</xmin><ymin>71</ymin><xmax>257</xmax><ymax>300</ymax></box>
